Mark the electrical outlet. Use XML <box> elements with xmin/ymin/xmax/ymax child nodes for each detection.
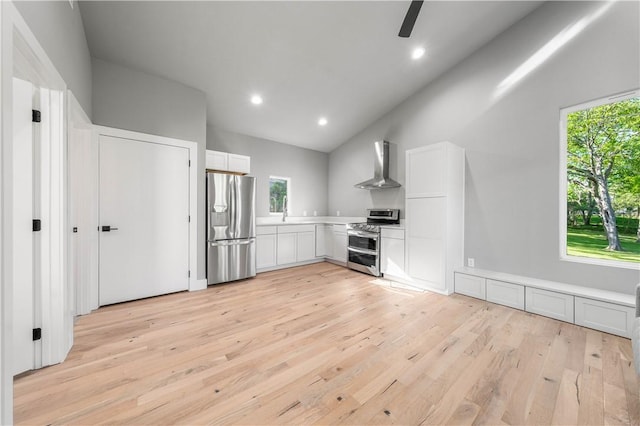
<box><xmin>336</xmin><ymin>210</ymin><xmax>341</xmax><ymax>216</ymax></box>
<box><xmin>303</xmin><ymin>210</ymin><xmax>307</xmax><ymax>217</ymax></box>
<box><xmin>313</xmin><ymin>211</ymin><xmax>317</xmax><ymax>216</ymax></box>
<box><xmin>467</xmin><ymin>258</ymin><xmax>475</xmax><ymax>267</ymax></box>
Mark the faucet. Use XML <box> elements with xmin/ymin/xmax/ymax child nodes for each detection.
<box><xmin>282</xmin><ymin>195</ymin><xmax>288</xmax><ymax>222</ymax></box>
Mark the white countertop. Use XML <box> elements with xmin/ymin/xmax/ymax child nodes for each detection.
<box><xmin>256</xmin><ymin>216</ymin><xmax>363</xmax><ymax>226</ymax></box>
<box><xmin>256</xmin><ymin>216</ymin><xmax>404</xmax><ymax>229</ymax></box>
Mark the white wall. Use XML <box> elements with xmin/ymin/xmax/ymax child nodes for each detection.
<box><xmin>328</xmin><ymin>1</ymin><xmax>640</xmax><ymax>294</ymax></box>
<box><xmin>207</xmin><ymin>126</ymin><xmax>329</xmax><ymax>218</ymax></box>
<box><xmin>13</xmin><ymin>0</ymin><xmax>92</xmax><ymax>118</ymax></box>
<box><xmin>92</xmin><ymin>58</ymin><xmax>208</xmax><ymax>280</ymax></box>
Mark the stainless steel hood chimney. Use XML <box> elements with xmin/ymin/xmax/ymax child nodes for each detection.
<box><xmin>354</xmin><ymin>140</ymin><xmax>401</xmax><ymax>189</ymax></box>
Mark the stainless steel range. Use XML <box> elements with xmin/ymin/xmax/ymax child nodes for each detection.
<box><xmin>347</xmin><ymin>209</ymin><xmax>400</xmax><ymax>276</ymax></box>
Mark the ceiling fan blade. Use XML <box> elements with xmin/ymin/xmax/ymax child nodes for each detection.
<box><xmin>398</xmin><ymin>0</ymin><xmax>424</xmax><ymax>38</ymax></box>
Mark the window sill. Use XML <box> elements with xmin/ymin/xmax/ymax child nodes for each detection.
<box><xmin>560</xmin><ymin>253</ymin><xmax>640</xmax><ymax>271</ymax></box>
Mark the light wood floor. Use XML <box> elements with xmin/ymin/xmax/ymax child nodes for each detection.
<box><xmin>14</xmin><ymin>263</ymin><xmax>639</xmax><ymax>425</ymax></box>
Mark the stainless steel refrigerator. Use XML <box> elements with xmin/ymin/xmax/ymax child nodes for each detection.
<box><xmin>206</xmin><ymin>172</ymin><xmax>256</xmax><ymax>285</ymax></box>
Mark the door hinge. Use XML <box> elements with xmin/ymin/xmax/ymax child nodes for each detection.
<box><xmin>32</xmin><ymin>328</ymin><xmax>41</xmax><ymax>341</ymax></box>
<box><xmin>32</xmin><ymin>109</ymin><xmax>41</xmax><ymax>123</ymax></box>
<box><xmin>32</xmin><ymin>219</ymin><xmax>41</xmax><ymax>232</ymax></box>
<box><xmin>188</xmin><ymin>270</ymin><xmax>191</xmax><ymax>278</ymax></box>
<box><xmin>188</xmin><ymin>160</ymin><xmax>191</xmax><ymax>167</ymax></box>
<box><xmin>188</xmin><ymin>215</ymin><xmax>191</xmax><ymax>222</ymax></box>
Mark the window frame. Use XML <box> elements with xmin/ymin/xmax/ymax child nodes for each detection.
<box><xmin>559</xmin><ymin>88</ymin><xmax>640</xmax><ymax>270</ymax></box>
<box><xmin>269</xmin><ymin>175</ymin><xmax>291</xmax><ymax>215</ymax></box>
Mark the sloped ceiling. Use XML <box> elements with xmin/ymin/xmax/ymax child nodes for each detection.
<box><xmin>80</xmin><ymin>1</ymin><xmax>542</xmax><ymax>152</ymax></box>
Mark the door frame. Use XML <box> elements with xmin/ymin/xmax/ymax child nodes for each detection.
<box><xmin>68</xmin><ymin>90</ymin><xmax>96</xmax><ymax>316</ymax></box>
<box><xmin>92</xmin><ymin>126</ymin><xmax>204</xmax><ymax>311</ymax></box>
<box><xmin>1</xmin><ymin>2</ymin><xmax>71</xmax><ymax>423</ymax></box>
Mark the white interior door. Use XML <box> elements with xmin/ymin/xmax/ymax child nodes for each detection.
<box><xmin>99</xmin><ymin>135</ymin><xmax>190</xmax><ymax>305</ymax></box>
<box><xmin>12</xmin><ymin>77</ymin><xmax>35</xmax><ymax>375</ymax></box>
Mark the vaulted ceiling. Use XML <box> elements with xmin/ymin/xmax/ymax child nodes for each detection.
<box><xmin>79</xmin><ymin>1</ymin><xmax>542</xmax><ymax>152</ymax></box>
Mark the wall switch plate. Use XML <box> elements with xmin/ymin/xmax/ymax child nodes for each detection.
<box><xmin>467</xmin><ymin>258</ymin><xmax>475</xmax><ymax>267</ymax></box>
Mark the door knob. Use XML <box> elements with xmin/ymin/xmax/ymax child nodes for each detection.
<box><xmin>101</xmin><ymin>225</ymin><xmax>119</xmax><ymax>232</ymax></box>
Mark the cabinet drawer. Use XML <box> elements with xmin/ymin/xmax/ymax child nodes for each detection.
<box><xmin>454</xmin><ymin>273</ymin><xmax>486</xmax><ymax>300</ymax></box>
<box><xmin>257</xmin><ymin>226</ymin><xmax>277</xmax><ymax>235</ymax></box>
<box><xmin>486</xmin><ymin>279</ymin><xmax>524</xmax><ymax>310</ymax></box>
<box><xmin>381</xmin><ymin>228</ymin><xmax>404</xmax><ymax>239</ymax></box>
<box><xmin>525</xmin><ymin>287</ymin><xmax>574</xmax><ymax>323</ymax></box>
<box><xmin>278</xmin><ymin>224</ymin><xmax>315</xmax><ymax>234</ymax></box>
<box><xmin>574</xmin><ymin>297</ymin><xmax>634</xmax><ymax>338</ymax></box>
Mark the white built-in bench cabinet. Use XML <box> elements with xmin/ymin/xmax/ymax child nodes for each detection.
<box><xmin>454</xmin><ymin>267</ymin><xmax>636</xmax><ymax>338</ymax></box>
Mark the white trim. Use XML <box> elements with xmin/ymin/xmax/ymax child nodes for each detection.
<box><xmin>192</xmin><ymin>279</ymin><xmax>207</xmax><ymax>292</ymax></box>
<box><xmin>0</xmin><ymin>3</ymin><xmax>11</xmax><ymax>422</ymax></box>
<box><xmin>559</xmin><ymin>89</ymin><xmax>640</xmax><ymax>271</ymax></box>
<box><xmin>1</xmin><ymin>2</ymin><xmax>71</xmax><ymax>422</ymax></box>
<box><xmin>68</xmin><ymin>91</ymin><xmax>97</xmax><ymax>315</ymax></box>
<box><xmin>92</xmin><ymin>125</ymin><xmax>202</xmax><ymax>293</ymax></box>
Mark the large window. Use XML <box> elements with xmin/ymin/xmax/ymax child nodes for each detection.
<box><xmin>560</xmin><ymin>90</ymin><xmax>640</xmax><ymax>268</ymax></box>
<box><xmin>269</xmin><ymin>176</ymin><xmax>290</xmax><ymax>214</ymax></box>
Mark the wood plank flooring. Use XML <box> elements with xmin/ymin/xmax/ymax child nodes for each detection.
<box><xmin>14</xmin><ymin>263</ymin><xmax>640</xmax><ymax>425</ymax></box>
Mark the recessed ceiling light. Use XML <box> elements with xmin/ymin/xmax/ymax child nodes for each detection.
<box><xmin>250</xmin><ymin>95</ymin><xmax>263</xmax><ymax>105</ymax></box>
<box><xmin>412</xmin><ymin>47</ymin><xmax>426</xmax><ymax>60</ymax></box>
<box><xmin>318</xmin><ymin>117</ymin><xmax>328</xmax><ymax>126</ymax></box>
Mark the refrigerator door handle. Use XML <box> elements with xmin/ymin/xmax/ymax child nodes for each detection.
<box><xmin>210</xmin><ymin>239</ymin><xmax>254</xmax><ymax>247</ymax></box>
<box><xmin>230</xmin><ymin>176</ymin><xmax>238</xmax><ymax>238</ymax></box>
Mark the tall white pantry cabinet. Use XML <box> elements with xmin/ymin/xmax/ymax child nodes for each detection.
<box><xmin>405</xmin><ymin>142</ymin><xmax>465</xmax><ymax>294</ymax></box>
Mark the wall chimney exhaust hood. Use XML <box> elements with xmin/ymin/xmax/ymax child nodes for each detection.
<box><xmin>354</xmin><ymin>140</ymin><xmax>401</xmax><ymax>189</ymax></box>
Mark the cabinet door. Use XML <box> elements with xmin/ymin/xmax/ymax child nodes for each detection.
<box><xmin>381</xmin><ymin>237</ymin><xmax>405</xmax><ymax>276</ymax></box>
<box><xmin>525</xmin><ymin>287</ymin><xmax>574</xmax><ymax>323</ymax></box>
<box><xmin>297</xmin><ymin>231</ymin><xmax>316</xmax><ymax>262</ymax></box>
<box><xmin>277</xmin><ymin>233</ymin><xmax>297</xmax><ymax>265</ymax></box>
<box><xmin>574</xmin><ymin>297</ymin><xmax>634</xmax><ymax>338</ymax></box>
<box><xmin>486</xmin><ymin>279</ymin><xmax>524</xmax><ymax>310</ymax></box>
<box><xmin>228</xmin><ymin>153</ymin><xmax>250</xmax><ymax>174</ymax></box>
<box><xmin>332</xmin><ymin>232</ymin><xmax>347</xmax><ymax>263</ymax></box>
<box><xmin>315</xmin><ymin>225</ymin><xmax>327</xmax><ymax>257</ymax></box>
<box><xmin>406</xmin><ymin>197</ymin><xmax>445</xmax><ymax>290</ymax></box>
<box><xmin>206</xmin><ymin>150</ymin><xmax>228</xmax><ymax>170</ymax></box>
<box><xmin>256</xmin><ymin>234</ymin><xmax>277</xmax><ymax>269</ymax></box>
<box><xmin>454</xmin><ymin>273</ymin><xmax>486</xmax><ymax>299</ymax></box>
<box><xmin>406</xmin><ymin>144</ymin><xmax>446</xmax><ymax>197</ymax></box>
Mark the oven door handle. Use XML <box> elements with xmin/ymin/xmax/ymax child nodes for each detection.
<box><xmin>347</xmin><ymin>230</ymin><xmax>379</xmax><ymax>239</ymax></box>
<box><xmin>347</xmin><ymin>246</ymin><xmax>378</xmax><ymax>256</ymax></box>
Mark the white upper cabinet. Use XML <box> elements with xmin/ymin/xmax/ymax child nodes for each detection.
<box><xmin>405</xmin><ymin>142</ymin><xmax>464</xmax><ymax>294</ymax></box>
<box><xmin>405</xmin><ymin>143</ymin><xmax>447</xmax><ymax>198</ymax></box>
<box><xmin>227</xmin><ymin>153</ymin><xmax>251</xmax><ymax>174</ymax></box>
<box><xmin>206</xmin><ymin>150</ymin><xmax>251</xmax><ymax>174</ymax></box>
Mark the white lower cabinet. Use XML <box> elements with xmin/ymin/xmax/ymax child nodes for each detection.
<box><xmin>453</xmin><ymin>268</ymin><xmax>635</xmax><ymax>338</ymax></box>
<box><xmin>276</xmin><ymin>233</ymin><xmax>297</xmax><ymax>265</ymax></box>
<box><xmin>330</xmin><ymin>225</ymin><xmax>347</xmax><ymax>263</ymax></box>
<box><xmin>454</xmin><ymin>273</ymin><xmax>486</xmax><ymax>299</ymax></box>
<box><xmin>486</xmin><ymin>279</ymin><xmax>524</xmax><ymax>310</ymax></box>
<box><xmin>297</xmin><ymin>231</ymin><xmax>316</xmax><ymax>262</ymax></box>
<box><xmin>525</xmin><ymin>287</ymin><xmax>574</xmax><ymax>323</ymax></box>
<box><xmin>256</xmin><ymin>227</ymin><xmax>277</xmax><ymax>269</ymax></box>
<box><xmin>574</xmin><ymin>297</ymin><xmax>635</xmax><ymax>338</ymax></box>
<box><xmin>315</xmin><ymin>224</ymin><xmax>332</xmax><ymax>258</ymax></box>
<box><xmin>381</xmin><ymin>228</ymin><xmax>405</xmax><ymax>277</ymax></box>
<box><xmin>275</xmin><ymin>225</ymin><xmax>316</xmax><ymax>266</ymax></box>
<box><xmin>256</xmin><ymin>234</ymin><xmax>277</xmax><ymax>269</ymax></box>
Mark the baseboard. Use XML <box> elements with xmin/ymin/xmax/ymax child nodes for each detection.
<box><xmin>189</xmin><ymin>278</ymin><xmax>207</xmax><ymax>292</ymax></box>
